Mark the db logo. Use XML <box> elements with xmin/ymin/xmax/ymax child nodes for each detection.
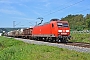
<box><xmin>63</xmin><ymin>30</ymin><xmax>65</xmax><ymax>32</ymax></box>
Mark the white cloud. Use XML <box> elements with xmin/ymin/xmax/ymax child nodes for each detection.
<box><xmin>33</xmin><ymin>10</ymin><xmax>42</xmax><ymax>17</ymax></box>
<box><xmin>19</xmin><ymin>18</ymin><xmax>34</xmax><ymax>20</ymax></box>
<box><xmin>0</xmin><ymin>0</ymin><xmax>13</xmax><ymax>4</ymax></box>
<box><xmin>34</xmin><ymin>7</ymin><xmax>44</xmax><ymax>10</ymax></box>
<box><xmin>12</xmin><ymin>17</ymin><xmax>35</xmax><ymax>21</ymax></box>
<box><xmin>18</xmin><ymin>3</ymin><xmax>29</xmax><ymax>8</ymax></box>
<box><xmin>39</xmin><ymin>0</ymin><xmax>48</xmax><ymax>3</ymax></box>
<box><xmin>44</xmin><ymin>2</ymin><xmax>51</xmax><ymax>7</ymax></box>
<box><xmin>0</xmin><ymin>0</ymin><xmax>31</xmax><ymax>4</ymax></box>
<box><xmin>0</xmin><ymin>9</ymin><xmax>25</xmax><ymax>16</ymax></box>
<box><xmin>20</xmin><ymin>0</ymin><xmax>31</xmax><ymax>2</ymax></box>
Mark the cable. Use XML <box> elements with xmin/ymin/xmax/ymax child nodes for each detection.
<box><xmin>45</xmin><ymin>0</ymin><xmax>73</xmax><ymax>13</ymax></box>
<box><xmin>75</xmin><ymin>9</ymin><xmax>90</xmax><ymax>13</ymax></box>
<box><xmin>43</xmin><ymin>0</ymin><xmax>85</xmax><ymax>17</ymax></box>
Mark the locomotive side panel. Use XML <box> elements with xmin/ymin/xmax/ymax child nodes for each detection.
<box><xmin>32</xmin><ymin>24</ymin><xmax>52</xmax><ymax>37</ymax></box>
<box><xmin>50</xmin><ymin>21</ymin><xmax>58</xmax><ymax>37</ymax></box>
<box><xmin>40</xmin><ymin>24</ymin><xmax>52</xmax><ymax>36</ymax></box>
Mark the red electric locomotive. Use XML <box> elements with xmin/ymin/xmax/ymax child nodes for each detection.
<box><xmin>32</xmin><ymin>19</ymin><xmax>71</xmax><ymax>42</ymax></box>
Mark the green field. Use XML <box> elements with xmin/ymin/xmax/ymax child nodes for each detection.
<box><xmin>0</xmin><ymin>36</ymin><xmax>90</xmax><ymax>60</ymax></box>
<box><xmin>70</xmin><ymin>33</ymin><xmax>90</xmax><ymax>43</ymax></box>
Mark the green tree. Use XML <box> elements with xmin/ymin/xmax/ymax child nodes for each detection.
<box><xmin>61</xmin><ymin>14</ymin><xmax>85</xmax><ymax>31</ymax></box>
<box><xmin>85</xmin><ymin>14</ymin><xmax>90</xmax><ymax>19</ymax></box>
<box><xmin>86</xmin><ymin>19</ymin><xmax>90</xmax><ymax>30</ymax></box>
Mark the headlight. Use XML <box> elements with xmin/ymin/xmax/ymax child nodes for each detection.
<box><xmin>66</xmin><ymin>30</ymin><xmax>69</xmax><ymax>32</ymax></box>
<box><xmin>58</xmin><ymin>30</ymin><xmax>62</xmax><ymax>32</ymax></box>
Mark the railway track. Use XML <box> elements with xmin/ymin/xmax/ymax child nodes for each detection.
<box><xmin>66</xmin><ymin>42</ymin><xmax>90</xmax><ymax>48</ymax></box>
<box><xmin>41</xmin><ymin>40</ymin><xmax>90</xmax><ymax>48</ymax></box>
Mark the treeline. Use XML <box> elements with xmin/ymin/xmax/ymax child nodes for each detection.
<box><xmin>0</xmin><ymin>28</ymin><xmax>22</xmax><ymax>33</ymax></box>
<box><xmin>61</xmin><ymin>14</ymin><xmax>90</xmax><ymax>31</ymax></box>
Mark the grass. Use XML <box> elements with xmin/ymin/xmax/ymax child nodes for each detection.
<box><xmin>70</xmin><ymin>33</ymin><xmax>90</xmax><ymax>43</ymax></box>
<box><xmin>0</xmin><ymin>36</ymin><xmax>90</xmax><ymax>60</ymax></box>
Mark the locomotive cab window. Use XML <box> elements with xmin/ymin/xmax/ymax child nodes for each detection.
<box><xmin>63</xmin><ymin>23</ymin><xmax>68</xmax><ymax>27</ymax></box>
<box><xmin>52</xmin><ymin>23</ymin><xmax>54</xmax><ymax>27</ymax></box>
<box><xmin>57</xmin><ymin>22</ymin><xmax>63</xmax><ymax>27</ymax></box>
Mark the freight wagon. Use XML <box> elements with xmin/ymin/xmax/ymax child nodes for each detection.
<box><xmin>23</xmin><ymin>28</ymin><xmax>33</xmax><ymax>39</ymax></box>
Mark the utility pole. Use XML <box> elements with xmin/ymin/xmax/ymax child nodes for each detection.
<box><xmin>13</xmin><ymin>21</ymin><xmax>21</xmax><ymax>28</ymax></box>
<box><xmin>13</xmin><ymin>21</ymin><xmax>15</xmax><ymax>28</ymax></box>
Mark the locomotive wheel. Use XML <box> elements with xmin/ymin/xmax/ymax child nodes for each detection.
<box><xmin>61</xmin><ymin>39</ymin><xmax>68</xmax><ymax>43</ymax></box>
<box><xmin>51</xmin><ymin>38</ymin><xmax>56</xmax><ymax>43</ymax></box>
<box><xmin>47</xmin><ymin>37</ymin><xmax>51</xmax><ymax>42</ymax></box>
<box><xmin>56</xmin><ymin>38</ymin><xmax>68</xmax><ymax>43</ymax></box>
<box><xmin>58</xmin><ymin>40</ymin><xmax>61</xmax><ymax>42</ymax></box>
<box><xmin>52</xmin><ymin>39</ymin><xmax>56</xmax><ymax>43</ymax></box>
<box><xmin>57</xmin><ymin>39</ymin><xmax>61</xmax><ymax>43</ymax></box>
<box><xmin>45</xmin><ymin>37</ymin><xmax>48</xmax><ymax>42</ymax></box>
<box><xmin>56</xmin><ymin>38</ymin><xmax>61</xmax><ymax>43</ymax></box>
<box><xmin>44</xmin><ymin>38</ymin><xmax>47</xmax><ymax>42</ymax></box>
<box><xmin>37</xmin><ymin>37</ymin><xmax>40</xmax><ymax>41</ymax></box>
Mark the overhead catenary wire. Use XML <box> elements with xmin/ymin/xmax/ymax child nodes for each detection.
<box><xmin>42</xmin><ymin>0</ymin><xmax>85</xmax><ymax>17</ymax></box>
<box><xmin>75</xmin><ymin>9</ymin><xmax>90</xmax><ymax>13</ymax></box>
<box><xmin>45</xmin><ymin>0</ymin><xmax>73</xmax><ymax>14</ymax></box>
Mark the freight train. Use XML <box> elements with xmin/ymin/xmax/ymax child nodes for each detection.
<box><xmin>6</xmin><ymin>19</ymin><xmax>71</xmax><ymax>42</ymax></box>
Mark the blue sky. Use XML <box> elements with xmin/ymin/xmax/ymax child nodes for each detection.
<box><xmin>0</xmin><ymin>0</ymin><xmax>90</xmax><ymax>28</ymax></box>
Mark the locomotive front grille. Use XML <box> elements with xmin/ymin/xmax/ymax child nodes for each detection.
<box><xmin>61</xmin><ymin>33</ymin><xmax>67</xmax><ymax>35</ymax></box>
<box><xmin>58</xmin><ymin>30</ymin><xmax>70</xmax><ymax>35</ymax></box>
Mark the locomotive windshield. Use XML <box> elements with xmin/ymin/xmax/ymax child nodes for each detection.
<box><xmin>57</xmin><ymin>23</ymin><xmax>63</xmax><ymax>27</ymax></box>
<box><xmin>63</xmin><ymin>23</ymin><xmax>68</xmax><ymax>27</ymax></box>
<box><xmin>57</xmin><ymin>22</ymin><xmax>68</xmax><ymax>27</ymax></box>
